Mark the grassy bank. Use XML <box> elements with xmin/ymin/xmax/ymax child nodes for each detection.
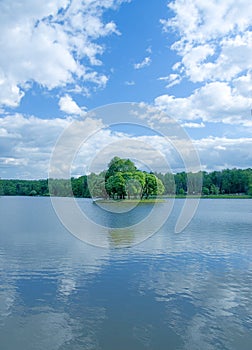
<box><xmin>94</xmin><ymin>194</ymin><xmax>252</xmax><ymax>203</ymax></box>
<box><xmin>93</xmin><ymin>198</ymin><xmax>166</xmax><ymax>204</ymax></box>
<box><xmin>164</xmin><ymin>194</ymin><xmax>252</xmax><ymax>199</ymax></box>
<box><xmin>200</xmin><ymin>194</ymin><xmax>251</xmax><ymax>199</ymax></box>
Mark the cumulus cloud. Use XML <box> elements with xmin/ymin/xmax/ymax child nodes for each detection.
<box><xmin>155</xmin><ymin>81</ymin><xmax>251</xmax><ymax>125</ymax></box>
<box><xmin>0</xmin><ymin>113</ymin><xmax>71</xmax><ymax>178</ymax></box>
<box><xmin>134</xmin><ymin>57</ymin><xmax>152</xmax><ymax>69</ymax></box>
<box><xmin>158</xmin><ymin>0</ymin><xmax>252</xmax><ymax>125</ymax></box>
<box><xmin>182</xmin><ymin>122</ymin><xmax>205</xmax><ymax>129</ymax></box>
<box><xmin>163</xmin><ymin>0</ymin><xmax>252</xmax><ymax>84</ymax></box>
<box><xmin>59</xmin><ymin>94</ymin><xmax>86</xmax><ymax>116</ymax></box>
<box><xmin>0</xmin><ymin>0</ymin><xmax>125</xmax><ymax>108</ymax></box>
<box><xmin>164</xmin><ymin>0</ymin><xmax>252</xmax><ymax>41</ymax></box>
<box><xmin>179</xmin><ymin>32</ymin><xmax>252</xmax><ymax>83</ymax></box>
<box><xmin>1</xmin><ymin>112</ymin><xmax>252</xmax><ymax>179</ymax></box>
<box><xmin>194</xmin><ymin>136</ymin><xmax>252</xmax><ymax>171</ymax></box>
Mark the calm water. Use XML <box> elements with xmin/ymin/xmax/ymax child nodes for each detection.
<box><xmin>0</xmin><ymin>197</ymin><xmax>252</xmax><ymax>350</ymax></box>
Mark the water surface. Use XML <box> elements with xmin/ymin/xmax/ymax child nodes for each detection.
<box><xmin>0</xmin><ymin>197</ymin><xmax>252</xmax><ymax>349</ymax></box>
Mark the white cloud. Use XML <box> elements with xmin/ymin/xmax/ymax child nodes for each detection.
<box><xmin>76</xmin><ymin>134</ymin><xmax>175</xmax><ymax>175</ymax></box>
<box><xmin>1</xmin><ymin>112</ymin><xmax>252</xmax><ymax>179</ymax></box>
<box><xmin>163</xmin><ymin>0</ymin><xmax>252</xmax><ymax>44</ymax></box>
<box><xmin>162</xmin><ymin>0</ymin><xmax>252</xmax><ymax>83</ymax></box>
<box><xmin>194</xmin><ymin>136</ymin><xmax>252</xmax><ymax>171</ymax></box>
<box><xmin>146</xmin><ymin>46</ymin><xmax>152</xmax><ymax>54</ymax></box>
<box><xmin>0</xmin><ymin>0</ymin><xmax>125</xmax><ymax>107</ymax></box>
<box><xmin>179</xmin><ymin>32</ymin><xmax>252</xmax><ymax>83</ymax></box>
<box><xmin>0</xmin><ymin>113</ymin><xmax>71</xmax><ymax>178</ymax></box>
<box><xmin>59</xmin><ymin>94</ymin><xmax>86</xmax><ymax>116</ymax></box>
<box><xmin>134</xmin><ymin>57</ymin><xmax>152</xmax><ymax>69</ymax></box>
<box><xmin>158</xmin><ymin>0</ymin><xmax>252</xmax><ymax>126</ymax></box>
<box><xmin>233</xmin><ymin>71</ymin><xmax>252</xmax><ymax>97</ymax></box>
<box><xmin>155</xmin><ymin>81</ymin><xmax>251</xmax><ymax>125</ymax></box>
<box><xmin>158</xmin><ymin>73</ymin><xmax>182</xmax><ymax>88</ymax></box>
<box><xmin>182</xmin><ymin>122</ymin><xmax>205</xmax><ymax>129</ymax></box>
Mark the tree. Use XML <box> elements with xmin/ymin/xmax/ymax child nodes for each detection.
<box><xmin>210</xmin><ymin>184</ymin><xmax>220</xmax><ymax>195</ymax></box>
<box><xmin>105</xmin><ymin>156</ymin><xmax>136</xmax><ymax>180</ymax></box>
<box><xmin>163</xmin><ymin>172</ymin><xmax>176</xmax><ymax>195</ymax></box>
<box><xmin>29</xmin><ymin>190</ymin><xmax>37</xmax><ymax>196</ymax></box>
<box><xmin>187</xmin><ymin>172</ymin><xmax>202</xmax><ymax>195</ymax></box>
<box><xmin>48</xmin><ymin>179</ymin><xmax>72</xmax><ymax>197</ymax></box>
<box><xmin>202</xmin><ymin>186</ymin><xmax>210</xmax><ymax>195</ymax></box>
<box><xmin>131</xmin><ymin>171</ymin><xmax>146</xmax><ymax>198</ymax></box>
<box><xmin>142</xmin><ymin>173</ymin><xmax>164</xmax><ymax>198</ymax></box>
<box><xmin>104</xmin><ymin>157</ymin><xmax>165</xmax><ymax>200</ymax></box>
<box><xmin>2</xmin><ymin>163</ymin><xmax>251</xmax><ymax>199</ymax></box>
<box><xmin>157</xmin><ymin>177</ymin><xmax>165</xmax><ymax>195</ymax></box>
<box><xmin>174</xmin><ymin>172</ymin><xmax>187</xmax><ymax>195</ymax></box>
<box><xmin>88</xmin><ymin>173</ymin><xmax>107</xmax><ymax>199</ymax></box>
<box><xmin>248</xmin><ymin>174</ymin><xmax>252</xmax><ymax>196</ymax></box>
<box><xmin>0</xmin><ymin>179</ymin><xmax>3</xmax><ymax>196</ymax></box>
<box><xmin>248</xmin><ymin>185</ymin><xmax>252</xmax><ymax>197</ymax></box>
<box><xmin>105</xmin><ymin>157</ymin><xmax>143</xmax><ymax>199</ymax></box>
<box><xmin>121</xmin><ymin>171</ymin><xmax>146</xmax><ymax>199</ymax></box>
<box><xmin>105</xmin><ymin>172</ymin><xmax>126</xmax><ymax>199</ymax></box>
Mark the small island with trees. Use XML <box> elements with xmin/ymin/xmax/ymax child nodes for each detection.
<box><xmin>0</xmin><ymin>156</ymin><xmax>252</xmax><ymax>199</ymax></box>
<box><xmin>88</xmin><ymin>156</ymin><xmax>165</xmax><ymax>201</ymax></box>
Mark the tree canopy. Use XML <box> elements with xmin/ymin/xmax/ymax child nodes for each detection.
<box><xmin>104</xmin><ymin>157</ymin><xmax>164</xmax><ymax>199</ymax></box>
<box><xmin>1</xmin><ymin>163</ymin><xmax>252</xmax><ymax>198</ymax></box>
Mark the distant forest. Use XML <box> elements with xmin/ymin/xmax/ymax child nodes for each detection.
<box><xmin>1</xmin><ymin>167</ymin><xmax>252</xmax><ymax>197</ymax></box>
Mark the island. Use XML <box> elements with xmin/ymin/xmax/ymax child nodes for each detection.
<box><xmin>88</xmin><ymin>156</ymin><xmax>165</xmax><ymax>201</ymax></box>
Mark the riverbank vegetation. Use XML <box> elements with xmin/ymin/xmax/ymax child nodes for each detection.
<box><xmin>1</xmin><ymin>157</ymin><xmax>252</xmax><ymax>198</ymax></box>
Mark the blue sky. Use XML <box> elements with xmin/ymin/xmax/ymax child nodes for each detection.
<box><xmin>0</xmin><ymin>0</ymin><xmax>252</xmax><ymax>179</ymax></box>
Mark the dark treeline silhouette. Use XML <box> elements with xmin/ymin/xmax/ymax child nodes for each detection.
<box><xmin>155</xmin><ymin>168</ymin><xmax>252</xmax><ymax>196</ymax></box>
<box><xmin>1</xmin><ymin>168</ymin><xmax>252</xmax><ymax>197</ymax></box>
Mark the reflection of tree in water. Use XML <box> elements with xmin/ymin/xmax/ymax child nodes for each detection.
<box><xmin>106</xmin><ymin>200</ymin><xmax>171</xmax><ymax>248</ymax></box>
<box><xmin>108</xmin><ymin>227</ymin><xmax>136</xmax><ymax>247</ymax></box>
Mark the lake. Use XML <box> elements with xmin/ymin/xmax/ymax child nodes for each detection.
<box><xmin>0</xmin><ymin>196</ymin><xmax>252</xmax><ymax>350</ymax></box>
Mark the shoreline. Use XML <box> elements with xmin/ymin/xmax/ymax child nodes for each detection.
<box><xmin>1</xmin><ymin>194</ymin><xmax>251</xmax><ymax>200</ymax></box>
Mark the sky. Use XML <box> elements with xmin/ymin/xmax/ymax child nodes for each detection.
<box><xmin>0</xmin><ymin>0</ymin><xmax>252</xmax><ymax>179</ymax></box>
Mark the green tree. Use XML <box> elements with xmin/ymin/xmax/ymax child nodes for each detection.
<box><xmin>142</xmin><ymin>173</ymin><xmax>164</xmax><ymax>198</ymax></box>
<box><xmin>0</xmin><ymin>179</ymin><xmax>3</xmax><ymax>196</ymax></box>
<box><xmin>202</xmin><ymin>186</ymin><xmax>210</xmax><ymax>195</ymax></box>
<box><xmin>163</xmin><ymin>172</ymin><xmax>176</xmax><ymax>195</ymax></box>
<box><xmin>248</xmin><ymin>174</ymin><xmax>252</xmax><ymax>196</ymax></box>
<box><xmin>105</xmin><ymin>156</ymin><xmax>136</xmax><ymax>180</ymax></box>
<box><xmin>210</xmin><ymin>184</ymin><xmax>220</xmax><ymax>195</ymax></box>
<box><xmin>131</xmin><ymin>171</ymin><xmax>146</xmax><ymax>198</ymax></box>
<box><xmin>157</xmin><ymin>177</ymin><xmax>165</xmax><ymax>195</ymax></box>
<box><xmin>105</xmin><ymin>172</ymin><xmax>126</xmax><ymax>199</ymax></box>
<box><xmin>105</xmin><ymin>157</ymin><xmax>145</xmax><ymax>199</ymax></box>
<box><xmin>187</xmin><ymin>172</ymin><xmax>202</xmax><ymax>195</ymax></box>
<box><xmin>29</xmin><ymin>189</ymin><xmax>37</xmax><ymax>196</ymax></box>
<box><xmin>88</xmin><ymin>173</ymin><xmax>107</xmax><ymax>199</ymax></box>
<box><xmin>122</xmin><ymin>171</ymin><xmax>146</xmax><ymax>199</ymax></box>
<box><xmin>174</xmin><ymin>172</ymin><xmax>187</xmax><ymax>195</ymax></box>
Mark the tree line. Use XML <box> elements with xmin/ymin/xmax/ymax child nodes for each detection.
<box><xmin>1</xmin><ymin>158</ymin><xmax>252</xmax><ymax>198</ymax></box>
<box><xmin>155</xmin><ymin>168</ymin><xmax>252</xmax><ymax>196</ymax></box>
